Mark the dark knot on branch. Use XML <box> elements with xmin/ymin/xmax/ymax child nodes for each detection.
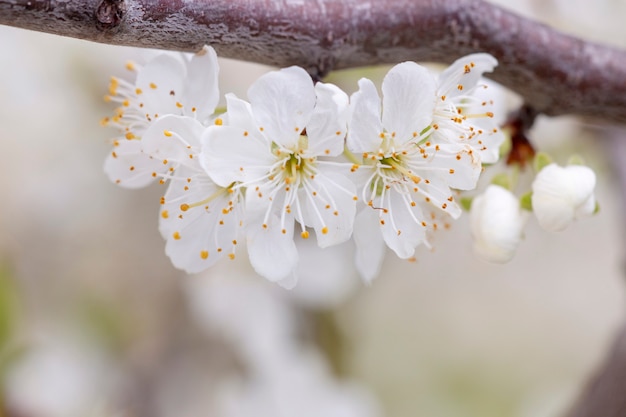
<box><xmin>95</xmin><ymin>0</ymin><xmax>126</xmax><ymax>31</ymax></box>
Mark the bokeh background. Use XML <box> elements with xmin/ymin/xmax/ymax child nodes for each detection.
<box><xmin>0</xmin><ymin>1</ymin><xmax>625</xmax><ymax>416</ymax></box>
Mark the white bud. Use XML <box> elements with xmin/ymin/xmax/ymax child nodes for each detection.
<box><xmin>470</xmin><ymin>185</ymin><xmax>527</xmax><ymax>263</ymax></box>
<box><xmin>531</xmin><ymin>163</ymin><xmax>596</xmax><ymax>232</ymax></box>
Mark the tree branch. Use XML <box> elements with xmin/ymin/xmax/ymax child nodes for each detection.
<box><xmin>565</xmin><ymin>323</ymin><xmax>626</xmax><ymax>417</ymax></box>
<box><xmin>1</xmin><ymin>0</ymin><xmax>626</xmax><ymax>123</ymax></box>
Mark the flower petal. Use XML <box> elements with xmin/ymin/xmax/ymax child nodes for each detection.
<box><xmin>353</xmin><ymin>209</ymin><xmax>386</xmax><ymax>284</ymax></box>
<box><xmin>246</xmin><ymin>213</ymin><xmax>299</xmax><ymax>283</ymax></box>
<box><xmin>299</xmin><ymin>170</ymin><xmax>357</xmax><ymax>247</ymax></box>
<box><xmin>159</xmin><ymin>165</ymin><xmax>242</xmax><ymax>273</ymax></box>
<box><xmin>421</xmin><ymin>143</ymin><xmax>482</xmax><ymax>191</ymax></box>
<box><xmin>306</xmin><ymin>82</ymin><xmax>349</xmax><ymax>157</ymax></box>
<box><xmin>182</xmin><ymin>45</ymin><xmax>220</xmax><ymax>122</ymax></box>
<box><xmin>141</xmin><ymin>115</ymin><xmax>205</xmax><ymax>165</ymax></box>
<box><xmin>248</xmin><ymin>66</ymin><xmax>315</xmax><ymax>149</ymax></box>
<box><xmin>378</xmin><ymin>191</ymin><xmax>427</xmax><ymax>259</ymax></box>
<box><xmin>201</xmin><ymin>125</ymin><xmax>274</xmax><ymax>188</ymax></box>
<box><xmin>381</xmin><ymin>62</ymin><xmax>436</xmax><ymax>143</ymax></box>
<box><xmin>346</xmin><ymin>78</ymin><xmax>383</xmax><ymax>154</ymax></box>
<box><xmin>135</xmin><ymin>54</ymin><xmax>186</xmax><ymax>117</ymax></box>
<box><xmin>438</xmin><ymin>53</ymin><xmax>498</xmax><ymax>99</ymax></box>
<box><xmin>104</xmin><ymin>139</ymin><xmax>165</xmax><ymax>188</ymax></box>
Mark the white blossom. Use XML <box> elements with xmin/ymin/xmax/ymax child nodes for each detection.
<box><xmin>347</xmin><ymin>61</ymin><xmax>482</xmax><ymax>267</ymax></box>
<box><xmin>103</xmin><ymin>46</ymin><xmax>219</xmax><ymax>188</ymax></box>
<box><xmin>470</xmin><ymin>185</ymin><xmax>527</xmax><ymax>263</ymax></box>
<box><xmin>141</xmin><ymin>115</ymin><xmax>244</xmax><ymax>273</ymax></box>
<box><xmin>432</xmin><ymin>53</ymin><xmax>505</xmax><ymax>164</ymax></box>
<box><xmin>532</xmin><ymin>163</ymin><xmax>596</xmax><ymax>232</ymax></box>
<box><xmin>201</xmin><ymin>66</ymin><xmax>355</xmax><ymax>284</ymax></box>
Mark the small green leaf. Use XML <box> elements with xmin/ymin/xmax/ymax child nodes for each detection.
<box><xmin>568</xmin><ymin>154</ymin><xmax>586</xmax><ymax>166</ymax></box>
<box><xmin>460</xmin><ymin>197</ymin><xmax>473</xmax><ymax>211</ymax></box>
<box><xmin>533</xmin><ymin>152</ymin><xmax>553</xmax><ymax>172</ymax></box>
<box><xmin>491</xmin><ymin>173</ymin><xmax>512</xmax><ymax>190</ymax></box>
<box><xmin>519</xmin><ymin>192</ymin><xmax>533</xmax><ymax>211</ymax></box>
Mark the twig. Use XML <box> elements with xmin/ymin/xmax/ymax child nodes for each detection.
<box><xmin>1</xmin><ymin>0</ymin><xmax>626</xmax><ymax>123</ymax></box>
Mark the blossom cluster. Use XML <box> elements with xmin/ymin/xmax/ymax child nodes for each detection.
<box><xmin>102</xmin><ymin>46</ymin><xmax>504</xmax><ymax>285</ymax></box>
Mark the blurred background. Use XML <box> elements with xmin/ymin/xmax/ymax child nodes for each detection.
<box><xmin>0</xmin><ymin>1</ymin><xmax>625</xmax><ymax>416</ymax></box>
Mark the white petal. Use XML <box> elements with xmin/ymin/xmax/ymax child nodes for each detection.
<box><xmin>438</xmin><ymin>53</ymin><xmax>498</xmax><ymax>99</ymax></box>
<box><xmin>223</xmin><ymin>93</ymin><xmax>261</xmax><ymax>133</ymax></box>
<box><xmin>306</xmin><ymin>82</ymin><xmax>349</xmax><ymax>157</ymax></box>
<box><xmin>346</xmin><ymin>78</ymin><xmax>383</xmax><ymax>154</ymax></box>
<box><xmin>299</xmin><ymin>170</ymin><xmax>357</xmax><ymax>247</ymax></box>
<box><xmin>532</xmin><ymin>163</ymin><xmax>596</xmax><ymax>232</ymax></box>
<box><xmin>248</xmin><ymin>66</ymin><xmax>316</xmax><ymax>149</ymax></box>
<box><xmin>201</xmin><ymin>125</ymin><xmax>274</xmax><ymax>187</ymax></box>
<box><xmin>378</xmin><ymin>191</ymin><xmax>427</xmax><ymax>259</ymax></box>
<box><xmin>576</xmin><ymin>194</ymin><xmax>596</xmax><ymax>218</ymax></box>
<box><xmin>141</xmin><ymin>115</ymin><xmax>205</xmax><ymax>165</ymax></box>
<box><xmin>275</xmin><ymin>271</ymin><xmax>299</xmax><ymax>290</ymax></box>
<box><xmin>421</xmin><ymin>143</ymin><xmax>482</xmax><ymax>191</ymax></box>
<box><xmin>136</xmin><ymin>54</ymin><xmax>186</xmax><ymax>117</ymax></box>
<box><xmin>182</xmin><ymin>45</ymin><xmax>220</xmax><ymax>122</ymax></box>
<box><xmin>462</xmin><ymin>78</ymin><xmax>506</xmax><ymax>164</ymax></box>
<box><xmin>353</xmin><ymin>209</ymin><xmax>386</xmax><ymax>284</ymax></box>
<box><xmin>470</xmin><ymin>185</ymin><xmax>526</xmax><ymax>263</ymax></box>
<box><xmin>381</xmin><ymin>62</ymin><xmax>436</xmax><ymax>144</ymax></box>
<box><xmin>159</xmin><ymin>167</ymin><xmax>242</xmax><ymax>273</ymax></box>
<box><xmin>104</xmin><ymin>139</ymin><xmax>165</xmax><ymax>188</ymax></box>
<box><xmin>246</xmin><ymin>213</ymin><xmax>299</xmax><ymax>283</ymax></box>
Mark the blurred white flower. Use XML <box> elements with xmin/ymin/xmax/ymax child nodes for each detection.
<box><xmin>216</xmin><ymin>349</ymin><xmax>381</xmax><ymax>417</ymax></box>
<box><xmin>5</xmin><ymin>341</ymin><xmax>120</xmax><ymax>417</ymax></box>
<box><xmin>104</xmin><ymin>45</ymin><xmax>219</xmax><ymax>188</ymax></box>
<box><xmin>202</xmin><ymin>66</ymin><xmax>355</xmax><ymax>285</ymax></box>
<box><xmin>470</xmin><ymin>185</ymin><xmax>527</xmax><ymax>263</ymax></box>
<box><xmin>347</xmin><ymin>60</ymin><xmax>481</xmax><ymax>270</ymax></box>
<box><xmin>186</xmin><ymin>275</ymin><xmax>381</xmax><ymax>417</ymax></box>
<box><xmin>432</xmin><ymin>53</ymin><xmax>505</xmax><ymax>164</ymax></box>
<box><xmin>531</xmin><ymin>163</ymin><xmax>596</xmax><ymax>232</ymax></box>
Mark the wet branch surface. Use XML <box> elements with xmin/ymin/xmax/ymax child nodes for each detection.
<box><xmin>1</xmin><ymin>0</ymin><xmax>626</xmax><ymax>123</ymax></box>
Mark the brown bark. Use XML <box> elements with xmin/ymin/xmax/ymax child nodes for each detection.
<box><xmin>1</xmin><ymin>0</ymin><xmax>626</xmax><ymax>123</ymax></box>
<box><xmin>565</xmin><ymin>324</ymin><xmax>626</xmax><ymax>417</ymax></box>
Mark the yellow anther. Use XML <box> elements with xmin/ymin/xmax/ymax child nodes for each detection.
<box><xmin>180</xmin><ymin>203</ymin><xmax>190</xmax><ymax>212</ymax></box>
<box><xmin>163</xmin><ymin>130</ymin><xmax>173</xmax><ymax>137</ymax></box>
<box><xmin>214</xmin><ymin>118</ymin><xmax>223</xmax><ymax>126</ymax></box>
<box><xmin>200</xmin><ymin>250</ymin><xmax>209</xmax><ymax>259</ymax></box>
<box><xmin>172</xmin><ymin>231</ymin><xmax>181</xmax><ymax>240</ymax></box>
<box><xmin>301</xmin><ymin>231</ymin><xmax>310</xmax><ymax>239</ymax></box>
